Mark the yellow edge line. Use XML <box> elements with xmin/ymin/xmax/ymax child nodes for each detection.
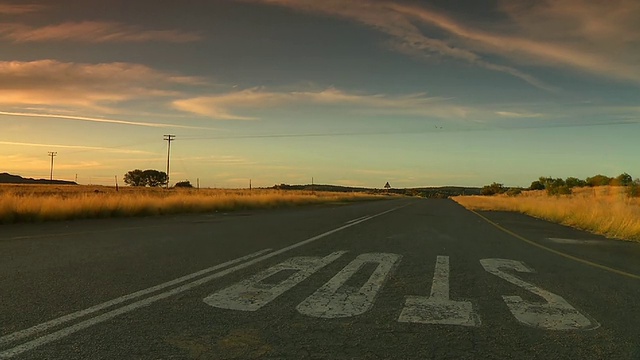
<box><xmin>470</xmin><ymin>209</ymin><xmax>640</xmax><ymax>281</ymax></box>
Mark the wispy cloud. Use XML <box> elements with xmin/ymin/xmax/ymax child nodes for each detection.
<box><xmin>0</xmin><ymin>111</ymin><xmax>211</xmax><ymax>130</ymax></box>
<box><xmin>495</xmin><ymin>111</ymin><xmax>544</xmax><ymax>118</ymax></box>
<box><xmin>0</xmin><ymin>3</ymin><xmax>44</xmax><ymax>14</ymax></box>
<box><xmin>250</xmin><ymin>0</ymin><xmax>640</xmax><ymax>86</ymax></box>
<box><xmin>173</xmin><ymin>87</ymin><xmax>464</xmax><ymax>120</ymax></box>
<box><xmin>0</xmin><ymin>21</ymin><xmax>201</xmax><ymax>43</ymax></box>
<box><xmin>390</xmin><ymin>2</ymin><xmax>640</xmax><ymax>84</ymax></box>
<box><xmin>249</xmin><ymin>0</ymin><xmax>555</xmax><ymax>91</ymax></box>
<box><xmin>0</xmin><ymin>60</ymin><xmax>202</xmax><ymax>111</ymax></box>
<box><xmin>0</xmin><ymin>141</ymin><xmax>151</xmax><ymax>154</ymax></box>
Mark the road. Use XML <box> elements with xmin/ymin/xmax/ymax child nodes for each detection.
<box><xmin>1</xmin><ymin>198</ymin><xmax>639</xmax><ymax>359</ymax></box>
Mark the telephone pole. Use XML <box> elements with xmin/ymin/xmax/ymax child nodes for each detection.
<box><xmin>47</xmin><ymin>151</ymin><xmax>57</xmax><ymax>181</ymax></box>
<box><xmin>163</xmin><ymin>135</ymin><xmax>175</xmax><ymax>189</ymax></box>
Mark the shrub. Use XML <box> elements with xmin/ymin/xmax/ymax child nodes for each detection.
<box><xmin>506</xmin><ymin>188</ymin><xmax>522</xmax><ymax>197</ymax></box>
<box><xmin>547</xmin><ymin>185</ymin><xmax>572</xmax><ymax>196</ymax></box>
<box><xmin>529</xmin><ymin>180</ymin><xmax>545</xmax><ymax>190</ymax></box>
<box><xmin>174</xmin><ymin>181</ymin><xmax>194</xmax><ymax>188</ymax></box>
<box><xmin>481</xmin><ymin>182</ymin><xmax>506</xmax><ymax>196</ymax></box>
<box><xmin>627</xmin><ymin>182</ymin><xmax>640</xmax><ymax>198</ymax></box>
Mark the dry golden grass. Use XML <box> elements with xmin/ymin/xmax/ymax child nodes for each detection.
<box><xmin>0</xmin><ymin>184</ymin><xmax>383</xmax><ymax>224</ymax></box>
<box><xmin>452</xmin><ymin>186</ymin><xmax>640</xmax><ymax>241</ymax></box>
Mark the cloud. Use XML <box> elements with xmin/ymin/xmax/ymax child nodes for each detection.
<box><xmin>0</xmin><ymin>3</ymin><xmax>44</xmax><ymax>14</ymax></box>
<box><xmin>0</xmin><ymin>111</ymin><xmax>211</xmax><ymax>130</ymax></box>
<box><xmin>495</xmin><ymin>111</ymin><xmax>544</xmax><ymax>118</ymax></box>
<box><xmin>0</xmin><ymin>141</ymin><xmax>150</xmax><ymax>154</ymax></box>
<box><xmin>0</xmin><ymin>21</ymin><xmax>201</xmax><ymax>43</ymax></box>
<box><xmin>0</xmin><ymin>60</ymin><xmax>201</xmax><ymax>111</ymax></box>
<box><xmin>173</xmin><ymin>87</ymin><xmax>465</xmax><ymax>120</ymax></box>
<box><xmin>248</xmin><ymin>0</ymin><xmax>554</xmax><ymax>91</ymax></box>
<box><xmin>250</xmin><ymin>0</ymin><xmax>640</xmax><ymax>86</ymax></box>
<box><xmin>390</xmin><ymin>2</ymin><xmax>640</xmax><ymax>83</ymax></box>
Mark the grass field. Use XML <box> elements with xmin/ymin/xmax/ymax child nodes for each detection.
<box><xmin>0</xmin><ymin>184</ymin><xmax>383</xmax><ymax>224</ymax></box>
<box><xmin>452</xmin><ymin>186</ymin><xmax>640</xmax><ymax>241</ymax></box>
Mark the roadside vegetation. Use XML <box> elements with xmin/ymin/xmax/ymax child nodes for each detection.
<box><xmin>0</xmin><ymin>184</ymin><xmax>382</xmax><ymax>224</ymax></box>
<box><xmin>453</xmin><ymin>173</ymin><xmax>640</xmax><ymax>241</ymax></box>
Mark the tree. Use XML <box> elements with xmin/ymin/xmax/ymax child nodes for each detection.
<box><xmin>565</xmin><ymin>177</ymin><xmax>586</xmax><ymax>188</ymax></box>
<box><xmin>123</xmin><ymin>169</ymin><xmax>145</xmax><ymax>186</ymax></box>
<box><xmin>586</xmin><ymin>174</ymin><xmax>612</xmax><ymax>187</ymax></box>
<box><xmin>143</xmin><ymin>169</ymin><xmax>168</xmax><ymax>187</ymax></box>
<box><xmin>123</xmin><ymin>169</ymin><xmax>168</xmax><ymax>187</ymax></box>
<box><xmin>614</xmin><ymin>173</ymin><xmax>633</xmax><ymax>186</ymax></box>
<box><xmin>529</xmin><ymin>180</ymin><xmax>545</xmax><ymax>190</ymax></box>
<box><xmin>174</xmin><ymin>180</ymin><xmax>193</xmax><ymax>188</ymax></box>
<box><xmin>384</xmin><ymin>182</ymin><xmax>391</xmax><ymax>189</ymax></box>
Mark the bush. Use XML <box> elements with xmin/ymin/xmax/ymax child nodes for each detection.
<box><xmin>506</xmin><ymin>188</ymin><xmax>522</xmax><ymax>197</ymax></box>
<box><xmin>481</xmin><ymin>182</ymin><xmax>506</xmax><ymax>196</ymax></box>
<box><xmin>547</xmin><ymin>185</ymin><xmax>572</xmax><ymax>196</ymax></box>
<box><xmin>529</xmin><ymin>180</ymin><xmax>545</xmax><ymax>190</ymax></box>
<box><xmin>627</xmin><ymin>182</ymin><xmax>640</xmax><ymax>198</ymax></box>
<box><xmin>565</xmin><ymin>177</ymin><xmax>586</xmax><ymax>188</ymax></box>
<box><xmin>174</xmin><ymin>181</ymin><xmax>194</xmax><ymax>188</ymax></box>
<box><xmin>586</xmin><ymin>174</ymin><xmax>612</xmax><ymax>187</ymax></box>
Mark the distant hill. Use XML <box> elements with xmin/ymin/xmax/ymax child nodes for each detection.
<box><xmin>0</xmin><ymin>173</ymin><xmax>77</xmax><ymax>185</ymax></box>
<box><xmin>272</xmin><ymin>183</ymin><xmax>480</xmax><ymax>198</ymax></box>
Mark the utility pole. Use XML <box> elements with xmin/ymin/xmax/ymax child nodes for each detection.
<box><xmin>163</xmin><ymin>135</ymin><xmax>175</xmax><ymax>189</ymax></box>
<box><xmin>249</xmin><ymin>179</ymin><xmax>252</xmax><ymax>191</ymax></box>
<box><xmin>47</xmin><ymin>151</ymin><xmax>57</xmax><ymax>181</ymax></box>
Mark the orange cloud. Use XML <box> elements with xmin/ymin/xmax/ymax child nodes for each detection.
<box><xmin>0</xmin><ymin>21</ymin><xmax>201</xmax><ymax>43</ymax></box>
<box><xmin>0</xmin><ymin>60</ymin><xmax>202</xmax><ymax>110</ymax></box>
<box><xmin>173</xmin><ymin>88</ymin><xmax>466</xmax><ymax>120</ymax></box>
<box><xmin>0</xmin><ymin>3</ymin><xmax>44</xmax><ymax>14</ymax></box>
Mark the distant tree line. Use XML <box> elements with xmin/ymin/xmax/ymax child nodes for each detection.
<box><xmin>481</xmin><ymin>173</ymin><xmax>639</xmax><ymax>197</ymax></box>
<box><xmin>529</xmin><ymin>173</ymin><xmax>638</xmax><ymax>195</ymax></box>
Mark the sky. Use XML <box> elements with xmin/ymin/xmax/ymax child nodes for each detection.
<box><xmin>1</xmin><ymin>0</ymin><xmax>639</xmax><ymax>188</ymax></box>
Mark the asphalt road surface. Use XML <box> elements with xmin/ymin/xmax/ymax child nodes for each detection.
<box><xmin>1</xmin><ymin>198</ymin><xmax>640</xmax><ymax>359</ymax></box>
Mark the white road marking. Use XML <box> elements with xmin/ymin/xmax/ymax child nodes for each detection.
<box><xmin>0</xmin><ymin>204</ymin><xmax>407</xmax><ymax>358</ymax></box>
<box><xmin>204</xmin><ymin>251</ymin><xmax>346</xmax><ymax>311</ymax></box>
<box><xmin>297</xmin><ymin>253</ymin><xmax>401</xmax><ymax>318</ymax></box>
<box><xmin>480</xmin><ymin>258</ymin><xmax>599</xmax><ymax>331</ymax></box>
<box><xmin>345</xmin><ymin>216</ymin><xmax>369</xmax><ymax>224</ymax></box>
<box><xmin>398</xmin><ymin>256</ymin><xmax>480</xmax><ymax>327</ymax></box>
<box><xmin>0</xmin><ymin>248</ymin><xmax>272</xmax><ymax>348</ymax></box>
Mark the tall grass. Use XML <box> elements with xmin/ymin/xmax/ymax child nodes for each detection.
<box><xmin>0</xmin><ymin>185</ymin><xmax>382</xmax><ymax>224</ymax></box>
<box><xmin>452</xmin><ymin>186</ymin><xmax>640</xmax><ymax>241</ymax></box>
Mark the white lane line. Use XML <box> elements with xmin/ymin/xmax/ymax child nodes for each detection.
<box><xmin>0</xmin><ymin>204</ymin><xmax>407</xmax><ymax>358</ymax></box>
<box><xmin>0</xmin><ymin>249</ymin><xmax>272</xmax><ymax>348</ymax></box>
<box><xmin>398</xmin><ymin>256</ymin><xmax>480</xmax><ymax>327</ymax></box>
<box><xmin>344</xmin><ymin>216</ymin><xmax>369</xmax><ymax>224</ymax></box>
<box><xmin>430</xmin><ymin>256</ymin><xmax>450</xmax><ymax>299</ymax></box>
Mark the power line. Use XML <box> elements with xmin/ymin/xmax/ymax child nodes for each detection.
<box><xmin>163</xmin><ymin>135</ymin><xmax>175</xmax><ymax>189</ymax></box>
